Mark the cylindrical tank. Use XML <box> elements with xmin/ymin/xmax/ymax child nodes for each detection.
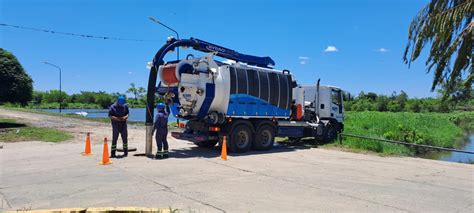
<box><xmin>159</xmin><ymin>56</ymin><xmax>295</xmax><ymax>120</ymax></box>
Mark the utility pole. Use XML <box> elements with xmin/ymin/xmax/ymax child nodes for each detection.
<box><xmin>148</xmin><ymin>16</ymin><xmax>182</xmax><ymax>129</ymax></box>
<box><xmin>43</xmin><ymin>61</ymin><xmax>62</xmax><ymax>113</ymax></box>
<box><xmin>148</xmin><ymin>17</ymin><xmax>180</xmax><ymax>60</ymax></box>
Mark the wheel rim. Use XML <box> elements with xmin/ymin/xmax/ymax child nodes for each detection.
<box><xmin>236</xmin><ymin>130</ymin><xmax>250</xmax><ymax>148</ymax></box>
<box><xmin>260</xmin><ymin>129</ymin><xmax>272</xmax><ymax>146</ymax></box>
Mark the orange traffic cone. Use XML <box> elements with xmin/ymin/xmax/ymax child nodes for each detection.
<box><xmin>81</xmin><ymin>132</ymin><xmax>92</xmax><ymax>156</ymax></box>
<box><xmin>221</xmin><ymin>136</ymin><xmax>228</xmax><ymax>161</ymax></box>
<box><xmin>99</xmin><ymin>137</ymin><xmax>112</xmax><ymax>165</ymax></box>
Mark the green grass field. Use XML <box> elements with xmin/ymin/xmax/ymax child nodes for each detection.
<box><xmin>0</xmin><ymin>118</ymin><xmax>73</xmax><ymax>142</ymax></box>
<box><xmin>330</xmin><ymin>111</ymin><xmax>473</xmax><ymax>156</ymax></box>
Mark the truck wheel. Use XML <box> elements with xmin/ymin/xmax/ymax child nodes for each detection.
<box><xmin>325</xmin><ymin>127</ymin><xmax>337</xmax><ymax>143</ymax></box>
<box><xmin>314</xmin><ymin>123</ymin><xmax>326</xmax><ymax>142</ymax></box>
<box><xmin>229</xmin><ymin>124</ymin><xmax>253</xmax><ymax>153</ymax></box>
<box><xmin>195</xmin><ymin>140</ymin><xmax>218</xmax><ymax>148</ymax></box>
<box><xmin>253</xmin><ymin>125</ymin><xmax>275</xmax><ymax>151</ymax></box>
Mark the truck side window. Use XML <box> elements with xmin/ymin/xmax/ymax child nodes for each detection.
<box><xmin>331</xmin><ymin>90</ymin><xmax>342</xmax><ymax>106</ymax></box>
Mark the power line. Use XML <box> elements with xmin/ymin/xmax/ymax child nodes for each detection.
<box><xmin>0</xmin><ymin>23</ymin><xmax>161</xmax><ymax>42</ymax></box>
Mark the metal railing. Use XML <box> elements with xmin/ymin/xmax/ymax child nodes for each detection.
<box><xmin>338</xmin><ymin>133</ymin><xmax>474</xmax><ymax>154</ymax></box>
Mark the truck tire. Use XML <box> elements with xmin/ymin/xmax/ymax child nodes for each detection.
<box><xmin>229</xmin><ymin>124</ymin><xmax>253</xmax><ymax>153</ymax></box>
<box><xmin>323</xmin><ymin>121</ymin><xmax>340</xmax><ymax>143</ymax></box>
<box><xmin>195</xmin><ymin>140</ymin><xmax>218</xmax><ymax>148</ymax></box>
<box><xmin>325</xmin><ymin>127</ymin><xmax>337</xmax><ymax>143</ymax></box>
<box><xmin>253</xmin><ymin>124</ymin><xmax>275</xmax><ymax>151</ymax></box>
<box><xmin>314</xmin><ymin>123</ymin><xmax>327</xmax><ymax>143</ymax></box>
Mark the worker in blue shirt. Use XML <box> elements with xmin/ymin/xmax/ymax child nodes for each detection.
<box><xmin>108</xmin><ymin>96</ymin><xmax>129</xmax><ymax>158</ymax></box>
<box><xmin>153</xmin><ymin>103</ymin><xmax>169</xmax><ymax>159</ymax></box>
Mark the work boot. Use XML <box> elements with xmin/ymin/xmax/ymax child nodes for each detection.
<box><xmin>155</xmin><ymin>151</ymin><xmax>163</xmax><ymax>160</ymax></box>
<box><xmin>163</xmin><ymin>150</ymin><xmax>169</xmax><ymax>159</ymax></box>
<box><xmin>123</xmin><ymin>149</ymin><xmax>128</xmax><ymax>157</ymax></box>
<box><xmin>110</xmin><ymin>151</ymin><xmax>117</xmax><ymax>158</ymax></box>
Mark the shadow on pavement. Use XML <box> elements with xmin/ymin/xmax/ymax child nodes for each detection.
<box><xmin>170</xmin><ymin>139</ymin><xmax>323</xmax><ymax>159</ymax></box>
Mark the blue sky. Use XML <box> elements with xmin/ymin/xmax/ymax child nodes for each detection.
<box><xmin>1</xmin><ymin>0</ymin><xmax>437</xmax><ymax>98</ymax></box>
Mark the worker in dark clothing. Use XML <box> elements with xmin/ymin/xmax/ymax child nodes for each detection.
<box><xmin>108</xmin><ymin>96</ymin><xmax>129</xmax><ymax>158</ymax></box>
<box><xmin>153</xmin><ymin>103</ymin><xmax>169</xmax><ymax>159</ymax></box>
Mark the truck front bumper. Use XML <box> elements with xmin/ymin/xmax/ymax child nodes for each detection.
<box><xmin>171</xmin><ymin>132</ymin><xmax>219</xmax><ymax>143</ymax></box>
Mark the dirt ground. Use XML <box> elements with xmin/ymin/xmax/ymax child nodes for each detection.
<box><xmin>0</xmin><ymin>108</ymin><xmax>473</xmax><ymax>212</ymax></box>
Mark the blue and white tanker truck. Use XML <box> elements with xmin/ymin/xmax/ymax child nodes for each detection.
<box><xmin>145</xmin><ymin>37</ymin><xmax>344</xmax><ymax>155</ymax></box>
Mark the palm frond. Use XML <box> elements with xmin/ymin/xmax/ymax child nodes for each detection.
<box><xmin>404</xmin><ymin>0</ymin><xmax>473</xmax><ymax>99</ymax></box>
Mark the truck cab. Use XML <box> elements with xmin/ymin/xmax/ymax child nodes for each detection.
<box><xmin>302</xmin><ymin>85</ymin><xmax>344</xmax><ymax>123</ymax></box>
<box><xmin>281</xmin><ymin>84</ymin><xmax>344</xmax><ymax>143</ymax></box>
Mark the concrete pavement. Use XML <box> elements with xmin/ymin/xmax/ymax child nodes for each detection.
<box><xmin>1</xmin><ymin>138</ymin><xmax>473</xmax><ymax>212</ymax></box>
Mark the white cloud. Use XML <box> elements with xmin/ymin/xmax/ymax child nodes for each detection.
<box><xmin>323</xmin><ymin>46</ymin><xmax>338</xmax><ymax>52</ymax></box>
<box><xmin>298</xmin><ymin>56</ymin><xmax>309</xmax><ymax>65</ymax></box>
<box><xmin>374</xmin><ymin>48</ymin><xmax>389</xmax><ymax>53</ymax></box>
<box><xmin>128</xmin><ymin>71</ymin><xmax>133</xmax><ymax>74</ymax></box>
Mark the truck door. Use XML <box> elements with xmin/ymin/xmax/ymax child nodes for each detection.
<box><xmin>330</xmin><ymin>89</ymin><xmax>344</xmax><ymax>123</ymax></box>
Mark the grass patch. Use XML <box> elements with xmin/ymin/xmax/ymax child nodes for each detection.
<box><xmin>330</xmin><ymin>111</ymin><xmax>472</xmax><ymax>156</ymax></box>
<box><xmin>0</xmin><ymin>118</ymin><xmax>73</xmax><ymax>142</ymax></box>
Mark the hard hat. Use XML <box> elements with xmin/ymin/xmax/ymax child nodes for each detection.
<box><xmin>117</xmin><ymin>96</ymin><xmax>126</xmax><ymax>105</ymax></box>
<box><xmin>156</xmin><ymin>102</ymin><xmax>166</xmax><ymax>110</ymax></box>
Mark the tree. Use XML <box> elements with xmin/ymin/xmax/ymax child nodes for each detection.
<box><xmin>406</xmin><ymin>99</ymin><xmax>422</xmax><ymax>112</ymax></box>
<box><xmin>43</xmin><ymin>90</ymin><xmax>69</xmax><ymax>103</ymax></box>
<box><xmin>396</xmin><ymin>90</ymin><xmax>408</xmax><ymax>109</ymax></box>
<box><xmin>68</xmin><ymin>91</ymin><xmax>115</xmax><ymax>108</ymax></box>
<box><xmin>387</xmin><ymin>100</ymin><xmax>403</xmax><ymax>112</ymax></box>
<box><xmin>73</xmin><ymin>91</ymin><xmax>97</xmax><ymax>104</ymax></box>
<box><xmin>376</xmin><ymin>95</ymin><xmax>390</xmax><ymax>112</ymax></box>
<box><xmin>0</xmin><ymin>48</ymin><xmax>33</xmax><ymax>105</ymax></box>
<box><xmin>32</xmin><ymin>91</ymin><xmax>45</xmax><ymax>104</ymax></box>
<box><xmin>111</xmin><ymin>92</ymin><xmax>126</xmax><ymax>100</ymax></box>
<box><xmin>351</xmin><ymin>98</ymin><xmax>376</xmax><ymax>111</ymax></box>
<box><xmin>94</xmin><ymin>91</ymin><xmax>114</xmax><ymax>108</ymax></box>
<box><xmin>404</xmin><ymin>0</ymin><xmax>473</xmax><ymax>99</ymax></box>
<box><xmin>342</xmin><ymin>91</ymin><xmax>354</xmax><ymax>102</ymax></box>
<box><xmin>126</xmin><ymin>83</ymin><xmax>146</xmax><ymax>107</ymax></box>
<box><xmin>365</xmin><ymin>92</ymin><xmax>378</xmax><ymax>101</ymax></box>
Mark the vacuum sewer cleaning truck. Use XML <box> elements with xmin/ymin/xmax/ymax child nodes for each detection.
<box><xmin>144</xmin><ymin>37</ymin><xmax>344</xmax><ymax>154</ymax></box>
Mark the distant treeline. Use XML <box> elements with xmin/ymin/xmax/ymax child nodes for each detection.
<box><xmin>343</xmin><ymin>91</ymin><xmax>473</xmax><ymax>113</ymax></box>
<box><xmin>21</xmin><ymin>83</ymin><xmax>149</xmax><ymax>109</ymax></box>
<box><xmin>14</xmin><ymin>90</ymin><xmax>147</xmax><ymax>109</ymax></box>
<box><xmin>3</xmin><ymin>88</ymin><xmax>473</xmax><ymax>112</ymax></box>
